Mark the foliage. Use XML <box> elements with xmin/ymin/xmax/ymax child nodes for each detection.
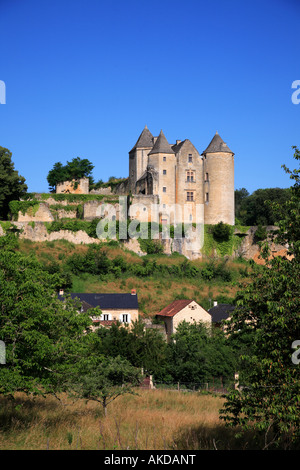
<box><xmin>68</xmin><ymin>355</ymin><xmax>142</xmax><ymax>416</ymax></box>
<box><xmin>203</xmin><ymin>225</ymin><xmax>242</xmax><ymax>257</ymax></box>
<box><xmin>41</xmin><ymin>193</ymin><xmax>105</xmax><ymax>203</ymax></box>
<box><xmin>235</xmin><ymin>187</ymin><xmax>291</xmax><ymax>226</ymax></box>
<box><xmin>45</xmin><ymin>218</ymin><xmax>101</xmax><ymax>238</ymax></box>
<box><xmin>47</xmin><ymin>157</ymin><xmax>94</xmax><ymax>191</ymax></box>
<box><xmin>220</xmin><ymin>147</ymin><xmax>300</xmax><ymax>449</ymax></box>
<box><xmin>65</xmin><ymin>244</ymin><xmax>234</xmax><ymax>282</ymax></box>
<box><xmin>211</xmin><ymin>222</ymin><xmax>233</xmax><ymax>242</ymax></box>
<box><xmin>165</xmin><ymin>322</ymin><xmax>235</xmax><ymax>385</ymax></box>
<box><xmin>9</xmin><ymin>200</ymin><xmax>40</xmax><ymax>220</ymax></box>
<box><xmin>0</xmin><ymin>248</ymin><xmax>93</xmax><ymax>396</ymax></box>
<box><xmin>138</xmin><ymin>237</ymin><xmax>164</xmax><ymax>254</ymax></box>
<box><xmin>0</xmin><ymin>147</ymin><xmax>28</xmax><ymax>220</ymax></box>
<box><xmin>96</xmin><ymin>320</ymin><xmax>168</xmax><ymax>378</ymax></box>
<box><xmin>254</xmin><ymin>224</ymin><xmax>267</xmax><ymax>242</ymax></box>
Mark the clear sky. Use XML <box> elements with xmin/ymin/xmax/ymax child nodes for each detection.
<box><xmin>0</xmin><ymin>0</ymin><xmax>299</xmax><ymax>194</ymax></box>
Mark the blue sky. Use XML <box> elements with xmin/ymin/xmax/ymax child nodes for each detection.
<box><xmin>0</xmin><ymin>0</ymin><xmax>299</xmax><ymax>193</ymax></box>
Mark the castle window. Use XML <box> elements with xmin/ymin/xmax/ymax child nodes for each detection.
<box><xmin>188</xmin><ymin>154</ymin><xmax>193</xmax><ymax>162</ymax></box>
<box><xmin>205</xmin><ymin>192</ymin><xmax>209</xmax><ymax>202</ymax></box>
<box><xmin>163</xmin><ymin>169</ymin><xmax>167</xmax><ymax>175</ymax></box>
<box><xmin>163</xmin><ymin>187</ymin><xmax>166</xmax><ymax>193</ymax></box>
<box><xmin>187</xmin><ymin>191</ymin><xmax>194</xmax><ymax>201</ymax></box>
<box><xmin>205</xmin><ymin>172</ymin><xmax>209</xmax><ymax>182</ymax></box>
<box><xmin>102</xmin><ymin>314</ymin><xmax>109</xmax><ymax>321</ymax></box>
<box><xmin>163</xmin><ymin>156</ymin><xmax>166</xmax><ymax>161</ymax></box>
<box><xmin>121</xmin><ymin>314</ymin><xmax>129</xmax><ymax>323</ymax></box>
<box><xmin>186</xmin><ymin>170</ymin><xmax>195</xmax><ymax>182</ymax></box>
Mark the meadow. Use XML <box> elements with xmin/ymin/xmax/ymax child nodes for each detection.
<box><xmin>0</xmin><ymin>390</ymin><xmax>259</xmax><ymax>451</ymax></box>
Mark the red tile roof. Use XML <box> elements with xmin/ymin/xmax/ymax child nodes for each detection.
<box><xmin>156</xmin><ymin>300</ymin><xmax>193</xmax><ymax>317</ymax></box>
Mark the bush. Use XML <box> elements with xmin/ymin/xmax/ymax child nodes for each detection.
<box><xmin>211</xmin><ymin>222</ymin><xmax>232</xmax><ymax>242</ymax></box>
<box><xmin>138</xmin><ymin>238</ymin><xmax>164</xmax><ymax>254</ymax></box>
<box><xmin>254</xmin><ymin>224</ymin><xmax>268</xmax><ymax>242</ymax></box>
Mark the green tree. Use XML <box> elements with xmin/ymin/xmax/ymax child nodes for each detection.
<box><xmin>220</xmin><ymin>147</ymin><xmax>300</xmax><ymax>449</ymax></box>
<box><xmin>0</xmin><ymin>247</ymin><xmax>93</xmax><ymax>395</ymax></box>
<box><xmin>234</xmin><ymin>187</ymin><xmax>249</xmax><ymax>222</ymax></box>
<box><xmin>166</xmin><ymin>321</ymin><xmax>235</xmax><ymax>386</ymax></box>
<box><xmin>47</xmin><ymin>157</ymin><xmax>94</xmax><ymax>191</ymax></box>
<box><xmin>96</xmin><ymin>320</ymin><xmax>168</xmax><ymax>379</ymax></box>
<box><xmin>69</xmin><ymin>356</ymin><xmax>142</xmax><ymax>416</ymax></box>
<box><xmin>0</xmin><ymin>147</ymin><xmax>27</xmax><ymax>220</ymax></box>
<box><xmin>236</xmin><ymin>187</ymin><xmax>290</xmax><ymax>226</ymax></box>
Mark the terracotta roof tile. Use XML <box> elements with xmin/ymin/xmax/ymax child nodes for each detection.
<box><xmin>156</xmin><ymin>299</ymin><xmax>193</xmax><ymax>317</ymax></box>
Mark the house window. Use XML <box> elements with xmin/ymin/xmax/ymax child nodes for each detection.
<box><xmin>187</xmin><ymin>191</ymin><xmax>194</xmax><ymax>201</ymax></box>
<box><xmin>205</xmin><ymin>172</ymin><xmax>209</xmax><ymax>182</ymax></box>
<box><xmin>188</xmin><ymin>154</ymin><xmax>193</xmax><ymax>162</ymax></box>
<box><xmin>163</xmin><ymin>169</ymin><xmax>167</xmax><ymax>175</ymax></box>
<box><xmin>103</xmin><ymin>314</ymin><xmax>109</xmax><ymax>321</ymax></box>
<box><xmin>163</xmin><ymin>187</ymin><xmax>166</xmax><ymax>192</ymax></box>
<box><xmin>122</xmin><ymin>314</ymin><xmax>129</xmax><ymax>323</ymax></box>
<box><xmin>186</xmin><ymin>170</ymin><xmax>195</xmax><ymax>182</ymax></box>
<box><xmin>205</xmin><ymin>192</ymin><xmax>209</xmax><ymax>202</ymax></box>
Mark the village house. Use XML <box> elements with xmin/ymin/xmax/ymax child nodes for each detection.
<box><xmin>156</xmin><ymin>299</ymin><xmax>212</xmax><ymax>342</ymax></box>
<box><xmin>58</xmin><ymin>289</ymin><xmax>139</xmax><ymax>328</ymax></box>
<box><xmin>208</xmin><ymin>302</ymin><xmax>236</xmax><ymax>329</ymax></box>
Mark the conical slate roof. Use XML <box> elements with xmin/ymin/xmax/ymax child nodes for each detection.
<box><xmin>148</xmin><ymin>130</ymin><xmax>175</xmax><ymax>155</ymax></box>
<box><xmin>130</xmin><ymin>125</ymin><xmax>154</xmax><ymax>152</ymax></box>
<box><xmin>202</xmin><ymin>131</ymin><xmax>233</xmax><ymax>155</ymax></box>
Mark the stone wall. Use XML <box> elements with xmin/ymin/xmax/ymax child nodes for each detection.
<box><xmin>56</xmin><ymin>177</ymin><xmax>89</xmax><ymax>194</ymax></box>
<box><xmin>17</xmin><ymin>203</ymin><xmax>54</xmax><ymax>223</ymax></box>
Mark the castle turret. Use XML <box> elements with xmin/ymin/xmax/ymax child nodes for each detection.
<box><xmin>129</xmin><ymin>125</ymin><xmax>154</xmax><ymax>193</ymax></box>
<box><xmin>148</xmin><ymin>130</ymin><xmax>176</xmax><ymax>223</ymax></box>
<box><xmin>202</xmin><ymin>132</ymin><xmax>235</xmax><ymax>225</ymax></box>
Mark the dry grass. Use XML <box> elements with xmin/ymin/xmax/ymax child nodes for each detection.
<box><xmin>0</xmin><ymin>389</ymin><xmax>246</xmax><ymax>450</ymax></box>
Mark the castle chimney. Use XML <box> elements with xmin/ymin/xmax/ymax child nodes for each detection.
<box><xmin>213</xmin><ymin>301</ymin><xmax>218</xmax><ymax>307</ymax></box>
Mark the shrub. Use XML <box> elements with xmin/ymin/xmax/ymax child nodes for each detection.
<box><xmin>211</xmin><ymin>222</ymin><xmax>232</xmax><ymax>242</ymax></box>
<box><xmin>254</xmin><ymin>224</ymin><xmax>268</xmax><ymax>242</ymax></box>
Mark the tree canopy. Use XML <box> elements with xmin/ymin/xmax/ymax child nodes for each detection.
<box><xmin>221</xmin><ymin>147</ymin><xmax>300</xmax><ymax>449</ymax></box>
<box><xmin>0</xmin><ymin>245</ymin><xmax>93</xmax><ymax>395</ymax></box>
<box><xmin>0</xmin><ymin>147</ymin><xmax>27</xmax><ymax>220</ymax></box>
<box><xmin>235</xmin><ymin>186</ymin><xmax>291</xmax><ymax>226</ymax></box>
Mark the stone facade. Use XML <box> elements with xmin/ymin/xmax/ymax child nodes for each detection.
<box><xmin>56</xmin><ymin>177</ymin><xmax>89</xmax><ymax>194</ymax></box>
<box><xmin>129</xmin><ymin>127</ymin><xmax>235</xmax><ymax>226</ymax></box>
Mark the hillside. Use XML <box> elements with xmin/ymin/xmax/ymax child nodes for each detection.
<box><xmin>16</xmin><ymin>238</ymin><xmax>252</xmax><ymax>316</ymax></box>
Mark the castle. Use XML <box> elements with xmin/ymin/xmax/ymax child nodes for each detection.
<box><xmin>128</xmin><ymin>126</ymin><xmax>235</xmax><ymax>226</ymax></box>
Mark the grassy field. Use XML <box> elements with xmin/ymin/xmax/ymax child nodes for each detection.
<box><xmin>0</xmin><ymin>390</ymin><xmax>259</xmax><ymax>450</ymax></box>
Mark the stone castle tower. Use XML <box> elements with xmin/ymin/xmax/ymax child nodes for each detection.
<box><xmin>129</xmin><ymin>126</ymin><xmax>235</xmax><ymax>226</ymax></box>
